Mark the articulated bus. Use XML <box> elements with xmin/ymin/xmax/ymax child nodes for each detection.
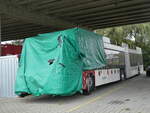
<box><xmin>82</xmin><ymin>37</ymin><xmax>143</xmax><ymax>94</ymax></box>
<box><xmin>11</xmin><ymin>28</ymin><xmax>144</xmax><ymax>96</ymax></box>
<box><xmin>0</xmin><ymin>29</ymin><xmax>144</xmax><ymax>97</ymax></box>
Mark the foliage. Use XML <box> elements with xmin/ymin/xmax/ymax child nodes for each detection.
<box><xmin>96</xmin><ymin>23</ymin><xmax>150</xmax><ymax>69</ymax></box>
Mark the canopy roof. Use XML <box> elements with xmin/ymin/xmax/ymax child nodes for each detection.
<box><xmin>1</xmin><ymin>0</ymin><xmax>150</xmax><ymax>41</ymax></box>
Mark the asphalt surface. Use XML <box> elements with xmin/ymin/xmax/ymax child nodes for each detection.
<box><xmin>0</xmin><ymin>74</ymin><xmax>150</xmax><ymax>113</ymax></box>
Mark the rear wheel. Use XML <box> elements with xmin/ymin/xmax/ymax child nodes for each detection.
<box><xmin>138</xmin><ymin>66</ymin><xmax>140</xmax><ymax>75</ymax></box>
<box><xmin>146</xmin><ymin>71</ymin><xmax>150</xmax><ymax>77</ymax></box>
<box><xmin>83</xmin><ymin>74</ymin><xmax>95</xmax><ymax>95</ymax></box>
<box><xmin>120</xmin><ymin>69</ymin><xmax>125</xmax><ymax>80</ymax></box>
<box><xmin>18</xmin><ymin>92</ymin><xmax>30</xmax><ymax>98</ymax></box>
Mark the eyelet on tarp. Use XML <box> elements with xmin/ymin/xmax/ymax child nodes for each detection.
<box><xmin>48</xmin><ymin>59</ymin><xmax>55</xmax><ymax>65</ymax></box>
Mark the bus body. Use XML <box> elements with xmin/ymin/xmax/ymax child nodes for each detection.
<box><xmin>82</xmin><ymin>37</ymin><xmax>143</xmax><ymax>94</ymax></box>
<box><xmin>15</xmin><ymin>28</ymin><xmax>143</xmax><ymax>96</ymax></box>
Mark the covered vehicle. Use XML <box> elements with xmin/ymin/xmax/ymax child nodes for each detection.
<box><xmin>15</xmin><ymin>28</ymin><xmax>106</xmax><ymax>96</ymax></box>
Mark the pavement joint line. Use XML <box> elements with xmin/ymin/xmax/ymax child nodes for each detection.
<box><xmin>66</xmin><ymin>84</ymin><xmax>126</xmax><ymax>113</ymax></box>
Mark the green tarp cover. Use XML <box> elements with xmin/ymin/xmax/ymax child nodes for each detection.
<box><xmin>15</xmin><ymin>28</ymin><xmax>106</xmax><ymax>96</ymax></box>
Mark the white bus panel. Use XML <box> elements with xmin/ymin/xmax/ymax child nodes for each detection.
<box><xmin>95</xmin><ymin>68</ymin><xmax>120</xmax><ymax>86</ymax></box>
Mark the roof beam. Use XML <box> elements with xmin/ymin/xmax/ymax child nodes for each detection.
<box><xmin>33</xmin><ymin>0</ymin><xmax>94</xmax><ymax>11</ymax></box>
<box><xmin>71</xmin><ymin>3</ymin><xmax>150</xmax><ymax>22</ymax></box>
<box><xmin>18</xmin><ymin>0</ymin><xmax>58</xmax><ymax>6</ymax></box>
<box><xmin>2</xmin><ymin>22</ymin><xmax>30</xmax><ymax>27</ymax></box>
<box><xmin>2</xmin><ymin>34</ymin><xmax>32</xmax><ymax>41</ymax></box>
<box><xmin>86</xmin><ymin>16</ymin><xmax>150</xmax><ymax>27</ymax></box>
<box><xmin>84</xmin><ymin>14</ymin><xmax>150</xmax><ymax>27</ymax></box>
<box><xmin>2</xmin><ymin>29</ymin><xmax>51</xmax><ymax>38</ymax></box>
<box><xmin>0</xmin><ymin>1</ymin><xmax>77</xmax><ymax>30</ymax></box>
<box><xmin>16</xmin><ymin>0</ymin><xmax>45</xmax><ymax>5</ymax></box>
<box><xmin>2</xmin><ymin>29</ymin><xmax>53</xmax><ymax>41</ymax></box>
<box><xmin>43</xmin><ymin>0</ymin><xmax>122</xmax><ymax>15</ymax></box>
<box><xmin>2</xmin><ymin>26</ymin><xmax>51</xmax><ymax>35</ymax></box>
<box><xmin>93</xmin><ymin>21</ymin><xmax>150</xmax><ymax>29</ymax></box>
<box><xmin>58</xmin><ymin>0</ymin><xmax>149</xmax><ymax>18</ymax></box>
<box><xmin>79</xmin><ymin>9</ymin><xmax>150</xmax><ymax>25</ymax></box>
<box><xmin>88</xmin><ymin>17</ymin><xmax>150</xmax><ymax>29</ymax></box>
<box><xmin>2</xmin><ymin>23</ymin><xmax>46</xmax><ymax>30</ymax></box>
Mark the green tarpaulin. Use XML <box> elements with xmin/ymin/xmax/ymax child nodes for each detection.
<box><xmin>15</xmin><ymin>28</ymin><xmax>106</xmax><ymax>96</ymax></box>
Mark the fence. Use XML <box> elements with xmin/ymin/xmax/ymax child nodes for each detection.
<box><xmin>0</xmin><ymin>55</ymin><xmax>18</xmax><ymax>97</ymax></box>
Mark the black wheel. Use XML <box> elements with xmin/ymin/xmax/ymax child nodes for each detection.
<box><xmin>120</xmin><ymin>69</ymin><xmax>125</xmax><ymax>80</ymax></box>
<box><xmin>83</xmin><ymin>74</ymin><xmax>95</xmax><ymax>95</ymax></box>
<box><xmin>18</xmin><ymin>92</ymin><xmax>30</xmax><ymax>98</ymax></box>
<box><xmin>146</xmin><ymin>71</ymin><xmax>150</xmax><ymax>77</ymax></box>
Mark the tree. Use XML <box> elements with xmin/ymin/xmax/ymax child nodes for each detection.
<box><xmin>96</xmin><ymin>23</ymin><xmax>150</xmax><ymax>69</ymax></box>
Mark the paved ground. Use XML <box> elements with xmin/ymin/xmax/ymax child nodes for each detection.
<box><xmin>0</xmin><ymin>74</ymin><xmax>150</xmax><ymax>113</ymax></box>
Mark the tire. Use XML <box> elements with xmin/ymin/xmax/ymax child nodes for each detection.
<box><xmin>83</xmin><ymin>74</ymin><xmax>95</xmax><ymax>95</ymax></box>
<box><xmin>120</xmin><ymin>69</ymin><xmax>125</xmax><ymax>80</ymax></box>
<box><xmin>18</xmin><ymin>92</ymin><xmax>30</xmax><ymax>98</ymax></box>
<box><xmin>146</xmin><ymin>71</ymin><xmax>150</xmax><ymax>77</ymax></box>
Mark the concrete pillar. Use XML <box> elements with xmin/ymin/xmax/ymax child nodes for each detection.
<box><xmin>0</xmin><ymin>16</ymin><xmax>1</xmax><ymax>56</ymax></box>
